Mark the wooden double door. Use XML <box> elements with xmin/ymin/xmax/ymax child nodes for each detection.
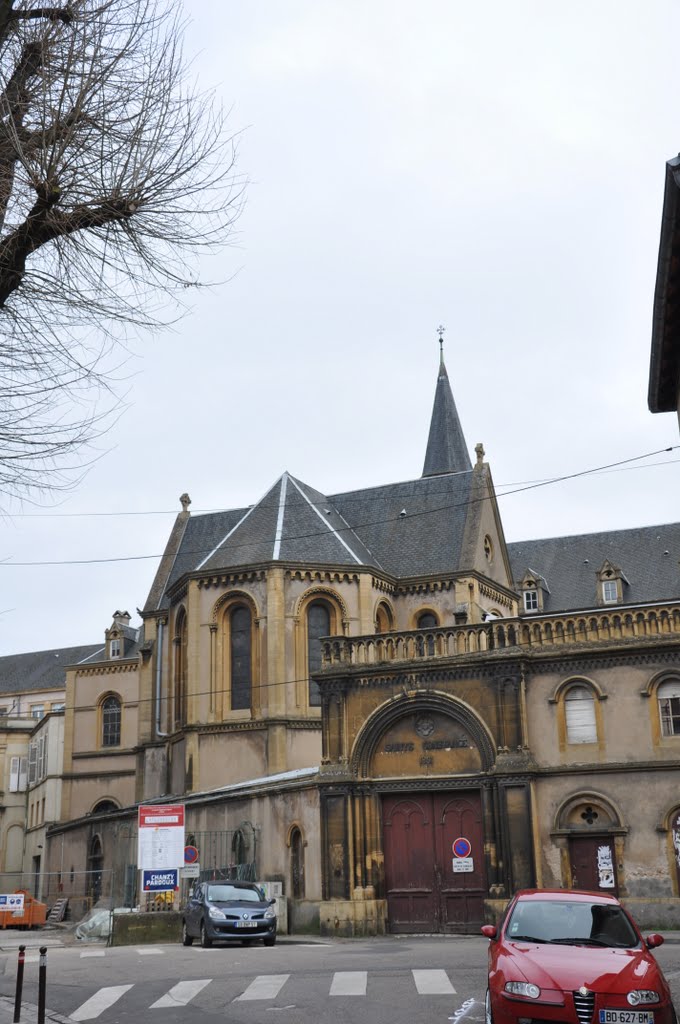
<box><xmin>382</xmin><ymin>791</ymin><xmax>486</xmax><ymax>933</ymax></box>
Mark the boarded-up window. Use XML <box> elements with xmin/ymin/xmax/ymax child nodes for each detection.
<box><xmin>230</xmin><ymin>606</ymin><xmax>252</xmax><ymax>711</ymax></box>
<box><xmin>307</xmin><ymin>602</ymin><xmax>330</xmax><ymax>707</ymax></box>
<box><xmin>565</xmin><ymin>685</ymin><xmax>597</xmax><ymax>744</ymax></box>
<box><xmin>658</xmin><ymin>680</ymin><xmax>680</xmax><ymax>737</ymax></box>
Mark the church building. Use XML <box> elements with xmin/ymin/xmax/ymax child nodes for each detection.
<box><xmin>43</xmin><ymin>347</ymin><xmax>680</xmax><ymax>935</ymax></box>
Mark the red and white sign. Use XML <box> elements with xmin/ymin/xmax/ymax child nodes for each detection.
<box><xmin>137</xmin><ymin>804</ymin><xmax>185</xmax><ymax>871</ymax></box>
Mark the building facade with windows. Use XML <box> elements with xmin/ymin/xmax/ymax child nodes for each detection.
<box><xmin>36</xmin><ymin>350</ymin><xmax>680</xmax><ymax>935</ymax></box>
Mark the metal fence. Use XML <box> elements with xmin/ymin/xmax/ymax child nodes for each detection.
<box><xmin>0</xmin><ymin>824</ymin><xmax>260</xmax><ymax>926</ymax></box>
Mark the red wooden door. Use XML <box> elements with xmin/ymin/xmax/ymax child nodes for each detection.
<box><xmin>382</xmin><ymin>795</ymin><xmax>437</xmax><ymax>932</ymax></box>
<box><xmin>568</xmin><ymin>836</ymin><xmax>618</xmax><ymax>895</ymax></box>
<box><xmin>434</xmin><ymin>793</ymin><xmax>486</xmax><ymax>931</ymax></box>
<box><xmin>382</xmin><ymin>791</ymin><xmax>485</xmax><ymax>933</ymax></box>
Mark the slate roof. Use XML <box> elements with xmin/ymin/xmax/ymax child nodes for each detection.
<box><xmin>0</xmin><ymin>643</ymin><xmax>105</xmax><ymax>695</ymax></box>
<box><xmin>153</xmin><ymin>466</ymin><xmax>475</xmax><ymax>609</ymax></box>
<box><xmin>508</xmin><ymin>523</ymin><xmax>680</xmax><ymax>613</ymax></box>
<box><xmin>422</xmin><ymin>359</ymin><xmax>472</xmax><ymax>476</ymax></box>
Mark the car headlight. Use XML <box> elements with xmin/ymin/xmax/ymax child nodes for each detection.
<box><xmin>208</xmin><ymin>906</ymin><xmax>226</xmax><ymax>920</ymax></box>
<box><xmin>264</xmin><ymin>910</ymin><xmax>276</xmax><ymax>919</ymax></box>
<box><xmin>627</xmin><ymin>992</ymin><xmax>660</xmax><ymax>1006</ymax></box>
<box><xmin>505</xmin><ymin>983</ymin><xmax>541</xmax><ymax>999</ymax></box>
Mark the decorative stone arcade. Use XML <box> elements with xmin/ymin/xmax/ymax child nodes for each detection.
<box><xmin>316</xmin><ymin>645</ymin><xmax>537</xmax><ymax>937</ymax></box>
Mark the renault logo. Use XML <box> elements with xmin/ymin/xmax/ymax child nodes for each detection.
<box><xmin>242</xmin><ymin>912</ymin><xmax>250</xmax><ymax>920</ymax></box>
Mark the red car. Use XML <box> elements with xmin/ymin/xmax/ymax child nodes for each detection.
<box><xmin>482</xmin><ymin>890</ymin><xmax>676</xmax><ymax>1024</ymax></box>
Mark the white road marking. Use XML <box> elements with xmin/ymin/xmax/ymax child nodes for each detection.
<box><xmin>150</xmin><ymin>979</ymin><xmax>211</xmax><ymax>1008</ymax></box>
<box><xmin>412</xmin><ymin>969</ymin><xmax>456</xmax><ymax>995</ymax></box>
<box><xmin>236</xmin><ymin>975</ymin><xmax>290</xmax><ymax>1001</ymax></box>
<box><xmin>330</xmin><ymin>971</ymin><xmax>367</xmax><ymax>996</ymax></box>
<box><xmin>137</xmin><ymin>948</ymin><xmax>164</xmax><ymax>955</ymax></box>
<box><xmin>70</xmin><ymin>984</ymin><xmax>133</xmax><ymax>1021</ymax></box>
<box><xmin>79</xmin><ymin>952</ymin><xmax>105</xmax><ymax>958</ymax></box>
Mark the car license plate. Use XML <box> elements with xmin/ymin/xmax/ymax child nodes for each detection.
<box><xmin>236</xmin><ymin>920</ymin><xmax>258</xmax><ymax>928</ymax></box>
<box><xmin>599</xmin><ymin>1012</ymin><xmax>654</xmax><ymax>1024</ymax></box>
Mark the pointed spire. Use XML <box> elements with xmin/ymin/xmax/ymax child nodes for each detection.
<box><xmin>422</xmin><ymin>328</ymin><xmax>472</xmax><ymax>477</ymax></box>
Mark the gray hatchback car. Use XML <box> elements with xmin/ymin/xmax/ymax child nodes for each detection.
<box><xmin>182</xmin><ymin>881</ymin><xmax>277</xmax><ymax>948</ymax></box>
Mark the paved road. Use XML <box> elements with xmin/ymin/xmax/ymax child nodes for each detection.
<box><xmin>0</xmin><ymin>936</ymin><xmax>489</xmax><ymax>1024</ymax></box>
<box><xmin>0</xmin><ymin>936</ymin><xmax>678</xmax><ymax>1024</ymax></box>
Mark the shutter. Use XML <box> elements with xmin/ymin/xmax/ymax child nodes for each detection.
<box><xmin>28</xmin><ymin>742</ymin><xmax>38</xmax><ymax>785</ymax></box>
<box><xmin>565</xmin><ymin>688</ymin><xmax>597</xmax><ymax>743</ymax></box>
<box><xmin>18</xmin><ymin>757</ymin><xmax>27</xmax><ymax>791</ymax></box>
<box><xmin>9</xmin><ymin>756</ymin><xmax>20</xmax><ymax>792</ymax></box>
<box><xmin>38</xmin><ymin>734</ymin><xmax>46</xmax><ymax>779</ymax></box>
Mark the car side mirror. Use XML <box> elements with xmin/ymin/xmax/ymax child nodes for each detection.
<box><xmin>481</xmin><ymin>924</ymin><xmax>497</xmax><ymax>939</ymax></box>
<box><xmin>268</xmin><ymin>897</ymin><xmax>276</xmax><ymax>906</ymax></box>
<box><xmin>646</xmin><ymin>933</ymin><xmax>664</xmax><ymax>949</ymax></box>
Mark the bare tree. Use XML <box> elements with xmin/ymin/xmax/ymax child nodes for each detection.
<box><xmin>0</xmin><ymin>0</ymin><xmax>242</xmax><ymax>503</ymax></box>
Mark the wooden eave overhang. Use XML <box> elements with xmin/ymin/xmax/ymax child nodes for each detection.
<box><xmin>649</xmin><ymin>155</ymin><xmax>680</xmax><ymax>413</ymax></box>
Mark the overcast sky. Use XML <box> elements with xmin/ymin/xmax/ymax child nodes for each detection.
<box><xmin>2</xmin><ymin>0</ymin><xmax>680</xmax><ymax>655</ymax></box>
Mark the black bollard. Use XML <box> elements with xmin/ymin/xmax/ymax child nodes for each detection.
<box><xmin>12</xmin><ymin>944</ymin><xmax>25</xmax><ymax>1023</ymax></box>
<box><xmin>37</xmin><ymin>946</ymin><xmax>47</xmax><ymax>1024</ymax></box>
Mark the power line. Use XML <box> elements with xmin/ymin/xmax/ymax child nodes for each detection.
<box><xmin>2</xmin><ymin>445</ymin><xmax>677</xmax><ymax>569</ymax></box>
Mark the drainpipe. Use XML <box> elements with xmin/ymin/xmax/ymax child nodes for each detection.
<box><xmin>155</xmin><ymin>620</ymin><xmax>168</xmax><ymax>737</ymax></box>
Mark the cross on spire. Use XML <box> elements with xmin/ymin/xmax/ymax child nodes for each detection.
<box><xmin>437</xmin><ymin>324</ymin><xmax>446</xmax><ymax>366</ymax></box>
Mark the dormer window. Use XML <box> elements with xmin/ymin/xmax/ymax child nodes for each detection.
<box><xmin>110</xmin><ymin>637</ymin><xmax>121</xmax><ymax>659</ymax></box>
<box><xmin>523</xmin><ymin>589</ymin><xmax>538</xmax><ymax>612</ymax></box>
<box><xmin>596</xmin><ymin>560</ymin><xmax>627</xmax><ymax>606</ymax></box>
<box><xmin>518</xmin><ymin>569</ymin><xmax>548</xmax><ymax>614</ymax></box>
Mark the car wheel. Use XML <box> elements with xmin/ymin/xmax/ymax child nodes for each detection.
<box><xmin>485</xmin><ymin>989</ymin><xmax>493</xmax><ymax>1024</ymax></box>
<box><xmin>264</xmin><ymin>935</ymin><xmax>276</xmax><ymax>947</ymax></box>
<box><xmin>200</xmin><ymin>922</ymin><xmax>212</xmax><ymax>949</ymax></box>
<box><xmin>181</xmin><ymin>921</ymin><xmax>193</xmax><ymax>946</ymax></box>
<box><xmin>671</xmin><ymin>1007</ymin><xmax>678</xmax><ymax>1024</ymax></box>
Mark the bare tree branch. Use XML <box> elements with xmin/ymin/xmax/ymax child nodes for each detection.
<box><xmin>0</xmin><ymin>0</ymin><xmax>243</xmax><ymax>506</ymax></box>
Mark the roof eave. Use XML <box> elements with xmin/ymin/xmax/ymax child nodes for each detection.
<box><xmin>649</xmin><ymin>155</ymin><xmax>680</xmax><ymax>413</ymax></box>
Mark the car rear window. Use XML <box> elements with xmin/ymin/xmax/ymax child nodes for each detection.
<box><xmin>506</xmin><ymin>900</ymin><xmax>638</xmax><ymax>948</ymax></box>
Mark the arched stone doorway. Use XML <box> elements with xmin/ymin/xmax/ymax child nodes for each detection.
<box><xmin>553</xmin><ymin>792</ymin><xmax>626</xmax><ymax>895</ymax></box>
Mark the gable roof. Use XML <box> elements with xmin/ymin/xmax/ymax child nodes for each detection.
<box><xmin>508</xmin><ymin>522</ymin><xmax>680</xmax><ymax>613</ymax></box>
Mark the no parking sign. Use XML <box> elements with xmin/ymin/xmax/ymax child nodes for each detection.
<box><xmin>452</xmin><ymin>836</ymin><xmax>474</xmax><ymax>873</ymax></box>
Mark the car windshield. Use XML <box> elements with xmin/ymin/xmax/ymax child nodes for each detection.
<box><xmin>506</xmin><ymin>900</ymin><xmax>639</xmax><ymax>948</ymax></box>
<box><xmin>206</xmin><ymin>885</ymin><xmax>262</xmax><ymax>903</ymax></box>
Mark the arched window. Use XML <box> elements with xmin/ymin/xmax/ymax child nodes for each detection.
<box><xmin>658</xmin><ymin>679</ymin><xmax>680</xmax><ymax>737</ymax></box>
<box><xmin>101</xmin><ymin>696</ymin><xmax>121</xmax><ymax>747</ymax></box>
<box><xmin>416</xmin><ymin>611</ymin><xmax>438</xmax><ymax>656</ymax></box>
<box><xmin>174</xmin><ymin>608</ymin><xmax>188</xmax><ymax>727</ymax></box>
<box><xmin>291</xmin><ymin>826</ymin><xmax>305</xmax><ymax>899</ymax></box>
<box><xmin>87</xmin><ymin>835</ymin><xmax>103</xmax><ymax>903</ymax></box>
<box><xmin>307</xmin><ymin>601</ymin><xmax>330</xmax><ymax>706</ymax></box>
<box><xmin>232</xmin><ymin>828</ymin><xmax>246</xmax><ymax>868</ymax></box>
<box><xmin>565</xmin><ymin>685</ymin><xmax>596</xmax><ymax>744</ymax></box>
<box><xmin>230</xmin><ymin>605</ymin><xmax>252</xmax><ymax>711</ymax></box>
<box><xmin>92</xmin><ymin>799</ymin><xmax>118</xmax><ymax>814</ymax></box>
<box><xmin>375</xmin><ymin>603</ymin><xmax>393</xmax><ymax>634</ymax></box>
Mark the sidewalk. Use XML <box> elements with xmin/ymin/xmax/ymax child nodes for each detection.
<box><xmin>0</xmin><ymin>996</ymin><xmax>71</xmax><ymax>1024</ymax></box>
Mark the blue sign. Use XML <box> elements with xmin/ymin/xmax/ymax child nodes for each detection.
<box><xmin>142</xmin><ymin>869</ymin><xmax>179</xmax><ymax>892</ymax></box>
<box><xmin>0</xmin><ymin>894</ymin><xmax>24</xmax><ymax>909</ymax></box>
<box><xmin>452</xmin><ymin>837</ymin><xmax>472</xmax><ymax>858</ymax></box>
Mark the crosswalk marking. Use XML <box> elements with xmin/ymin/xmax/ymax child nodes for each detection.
<box><xmin>79</xmin><ymin>952</ymin><xmax>105</xmax><ymax>958</ymax></box>
<box><xmin>330</xmin><ymin>971</ymin><xmax>367</xmax><ymax>996</ymax></box>
<box><xmin>412</xmin><ymin>969</ymin><xmax>456</xmax><ymax>995</ymax></box>
<box><xmin>137</xmin><ymin>948</ymin><xmax>164</xmax><ymax>955</ymax></box>
<box><xmin>70</xmin><ymin>984</ymin><xmax>133</xmax><ymax>1021</ymax></box>
<box><xmin>150</xmin><ymin>979</ymin><xmax>211</xmax><ymax>1008</ymax></box>
<box><xmin>236</xmin><ymin>974</ymin><xmax>290</xmax><ymax>1001</ymax></box>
